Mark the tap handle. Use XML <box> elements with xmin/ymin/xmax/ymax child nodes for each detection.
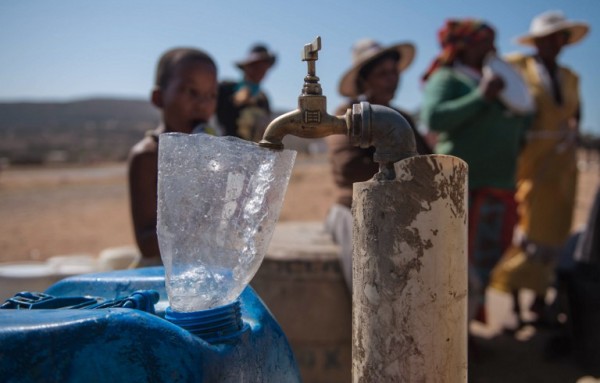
<box><xmin>302</xmin><ymin>36</ymin><xmax>321</xmax><ymax>78</ymax></box>
<box><xmin>302</xmin><ymin>36</ymin><xmax>321</xmax><ymax>62</ymax></box>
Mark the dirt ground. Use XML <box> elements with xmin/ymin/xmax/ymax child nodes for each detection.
<box><xmin>0</xmin><ymin>153</ymin><xmax>336</xmax><ymax>262</ymax></box>
<box><xmin>1</xmin><ymin>150</ymin><xmax>600</xmax><ymax>382</ymax></box>
<box><xmin>1</xmin><ymin>151</ymin><xmax>598</xmax><ymax>263</ymax></box>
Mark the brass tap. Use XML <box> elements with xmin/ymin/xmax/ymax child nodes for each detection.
<box><xmin>259</xmin><ymin>36</ymin><xmax>348</xmax><ymax>150</ymax></box>
<box><xmin>259</xmin><ymin>36</ymin><xmax>417</xmax><ymax>180</ymax></box>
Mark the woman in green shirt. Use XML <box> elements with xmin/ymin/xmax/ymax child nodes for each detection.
<box><xmin>421</xmin><ymin>19</ymin><xmax>530</xmax><ymax>324</ymax></box>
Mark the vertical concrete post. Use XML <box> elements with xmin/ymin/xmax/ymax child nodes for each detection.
<box><xmin>352</xmin><ymin>154</ymin><xmax>468</xmax><ymax>383</ymax></box>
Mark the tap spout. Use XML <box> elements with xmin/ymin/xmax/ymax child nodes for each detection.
<box><xmin>258</xmin><ymin>99</ymin><xmax>348</xmax><ymax>150</ymax></box>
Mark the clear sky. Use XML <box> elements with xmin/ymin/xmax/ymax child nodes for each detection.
<box><xmin>1</xmin><ymin>0</ymin><xmax>599</xmax><ymax>134</ymax></box>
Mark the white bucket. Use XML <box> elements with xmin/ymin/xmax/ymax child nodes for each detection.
<box><xmin>0</xmin><ymin>262</ymin><xmax>65</xmax><ymax>302</ymax></box>
<box><xmin>98</xmin><ymin>246</ymin><xmax>141</xmax><ymax>271</ymax></box>
<box><xmin>47</xmin><ymin>254</ymin><xmax>99</xmax><ymax>276</ymax></box>
<box><xmin>0</xmin><ymin>248</ymin><xmax>140</xmax><ymax>303</ymax></box>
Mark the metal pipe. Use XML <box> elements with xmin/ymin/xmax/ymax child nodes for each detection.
<box><xmin>352</xmin><ymin>155</ymin><xmax>468</xmax><ymax>382</ymax></box>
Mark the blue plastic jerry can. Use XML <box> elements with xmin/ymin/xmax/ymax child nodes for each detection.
<box><xmin>0</xmin><ymin>267</ymin><xmax>301</xmax><ymax>383</ymax></box>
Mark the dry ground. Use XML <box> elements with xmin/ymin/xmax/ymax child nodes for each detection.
<box><xmin>1</xmin><ymin>151</ymin><xmax>598</xmax><ymax>262</ymax></box>
<box><xmin>0</xmin><ymin>154</ymin><xmax>336</xmax><ymax>262</ymax></box>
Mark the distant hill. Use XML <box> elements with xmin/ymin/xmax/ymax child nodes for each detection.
<box><xmin>0</xmin><ymin>98</ymin><xmax>160</xmax><ymax>164</ymax></box>
<box><xmin>2</xmin><ymin>98</ymin><xmax>598</xmax><ymax>166</ymax></box>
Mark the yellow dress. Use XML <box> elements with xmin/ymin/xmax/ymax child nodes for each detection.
<box><xmin>490</xmin><ymin>53</ymin><xmax>580</xmax><ymax>295</ymax></box>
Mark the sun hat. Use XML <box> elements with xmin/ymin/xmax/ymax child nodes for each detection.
<box><xmin>235</xmin><ymin>44</ymin><xmax>277</xmax><ymax>69</ymax></box>
<box><xmin>338</xmin><ymin>39</ymin><xmax>415</xmax><ymax>98</ymax></box>
<box><xmin>516</xmin><ymin>10</ymin><xmax>589</xmax><ymax>46</ymax></box>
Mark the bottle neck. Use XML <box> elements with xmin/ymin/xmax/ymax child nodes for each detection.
<box><xmin>165</xmin><ymin>300</ymin><xmax>247</xmax><ymax>344</ymax></box>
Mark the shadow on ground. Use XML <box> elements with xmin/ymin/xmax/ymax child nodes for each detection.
<box><xmin>469</xmin><ymin>289</ymin><xmax>600</xmax><ymax>383</ymax></box>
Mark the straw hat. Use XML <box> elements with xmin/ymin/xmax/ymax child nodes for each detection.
<box><xmin>516</xmin><ymin>11</ymin><xmax>589</xmax><ymax>46</ymax></box>
<box><xmin>338</xmin><ymin>39</ymin><xmax>415</xmax><ymax>98</ymax></box>
<box><xmin>235</xmin><ymin>44</ymin><xmax>277</xmax><ymax>69</ymax></box>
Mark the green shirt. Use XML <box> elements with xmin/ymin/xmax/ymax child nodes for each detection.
<box><xmin>420</xmin><ymin>67</ymin><xmax>530</xmax><ymax>190</ymax></box>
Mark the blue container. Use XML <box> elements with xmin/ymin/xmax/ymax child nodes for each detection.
<box><xmin>0</xmin><ymin>267</ymin><xmax>301</xmax><ymax>383</ymax></box>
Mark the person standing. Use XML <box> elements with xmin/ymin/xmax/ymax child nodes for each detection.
<box><xmin>420</xmin><ymin>19</ymin><xmax>531</xmax><ymax>323</ymax></box>
<box><xmin>325</xmin><ymin>39</ymin><xmax>432</xmax><ymax>291</ymax></box>
<box><xmin>128</xmin><ymin>47</ymin><xmax>218</xmax><ymax>266</ymax></box>
<box><xmin>490</xmin><ymin>11</ymin><xmax>590</xmax><ymax>326</ymax></box>
<box><xmin>216</xmin><ymin>44</ymin><xmax>276</xmax><ymax>141</ymax></box>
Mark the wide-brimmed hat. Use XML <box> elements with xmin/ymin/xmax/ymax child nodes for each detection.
<box><xmin>516</xmin><ymin>11</ymin><xmax>589</xmax><ymax>46</ymax></box>
<box><xmin>235</xmin><ymin>44</ymin><xmax>276</xmax><ymax>69</ymax></box>
<box><xmin>338</xmin><ymin>39</ymin><xmax>415</xmax><ymax>98</ymax></box>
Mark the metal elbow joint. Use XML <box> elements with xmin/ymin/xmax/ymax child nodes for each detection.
<box><xmin>348</xmin><ymin>102</ymin><xmax>417</xmax><ymax>180</ymax></box>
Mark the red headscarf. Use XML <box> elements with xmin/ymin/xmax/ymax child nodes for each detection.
<box><xmin>422</xmin><ymin>19</ymin><xmax>496</xmax><ymax>82</ymax></box>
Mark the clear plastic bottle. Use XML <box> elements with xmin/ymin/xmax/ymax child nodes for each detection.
<box><xmin>157</xmin><ymin>133</ymin><xmax>296</xmax><ymax>312</ymax></box>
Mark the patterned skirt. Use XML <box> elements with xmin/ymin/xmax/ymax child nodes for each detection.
<box><xmin>468</xmin><ymin>188</ymin><xmax>518</xmax><ymax>288</ymax></box>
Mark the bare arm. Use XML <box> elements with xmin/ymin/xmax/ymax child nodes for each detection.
<box><xmin>128</xmin><ymin>143</ymin><xmax>162</xmax><ymax>266</ymax></box>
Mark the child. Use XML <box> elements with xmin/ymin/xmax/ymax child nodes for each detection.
<box><xmin>128</xmin><ymin>47</ymin><xmax>218</xmax><ymax>266</ymax></box>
